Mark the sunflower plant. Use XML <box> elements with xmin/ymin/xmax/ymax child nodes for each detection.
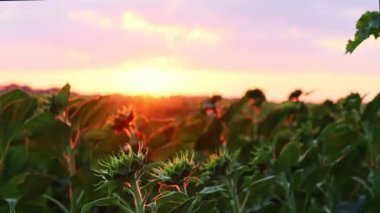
<box><xmin>152</xmin><ymin>150</ymin><xmax>198</xmax><ymax>194</ymax></box>
<box><xmin>82</xmin><ymin>144</ymin><xmax>157</xmax><ymax>213</ymax></box>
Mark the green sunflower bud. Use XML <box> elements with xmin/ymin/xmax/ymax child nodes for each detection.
<box><xmin>96</xmin><ymin>145</ymin><xmax>146</xmax><ymax>187</ymax></box>
<box><xmin>152</xmin><ymin>150</ymin><xmax>197</xmax><ymax>186</ymax></box>
<box><xmin>201</xmin><ymin>149</ymin><xmax>231</xmax><ymax>183</ymax></box>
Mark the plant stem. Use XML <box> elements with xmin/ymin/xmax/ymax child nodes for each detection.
<box><xmin>365</xmin><ymin>126</ymin><xmax>378</xmax><ymax>191</ymax></box>
<box><xmin>279</xmin><ymin>175</ymin><xmax>296</xmax><ymax>213</ymax></box>
<box><xmin>287</xmin><ymin>190</ymin><xmax>297</xmax><ymax>213</ymax></box>
<box><xmin>240</xmin><ymin>191</ymin><xmax>250</xmax><ymax>212</ymax></box>
<box><xmin>67</xmin><ymin>148</ymin><xmax>76</xmax><ymax>213</ymax></box>
<box><xmin>131</xmin><ymin>180</ymin><xmax>145</xmax><ymax>213</ymax></box>
<box><xmin>180</xmin><ymin>182</ymin><xmax>188</xmax><ymax>195</ymax></box>
<box><xmin>228</xmin><ymin>179</ymin><xmax>241</xmax><ymax>213</ymax></box>
<box><xmin>302</xmin><ymin>193</ymin><xmax>310</xmax><ymax>213</ymax></box>
<box><xmin>250</xmin><ymin>106</ymin><xmax>255</xmax><ymax>141</ymax></box>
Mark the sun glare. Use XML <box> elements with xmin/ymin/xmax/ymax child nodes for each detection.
<box><xmin>118</xmin><ymin>67</ymin><xmax>180</xmax><ymax>96</ymax></box>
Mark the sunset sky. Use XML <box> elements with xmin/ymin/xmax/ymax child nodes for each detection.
<box><xmin>0</xmin><ymin>0</ymin><xmax>379</xmax><ymax>102</ymax></box>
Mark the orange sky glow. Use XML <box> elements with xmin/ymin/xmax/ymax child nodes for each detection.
<box><xmin>0</xmin><ymin>1</ymin><xmax>379</xmax><ymax>102</ymax></box>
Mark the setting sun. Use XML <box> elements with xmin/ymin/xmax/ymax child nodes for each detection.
<box><xmin>118</xmin><ymin>67</ymin><xmax>180</xmax><ymax>96</ymax></box>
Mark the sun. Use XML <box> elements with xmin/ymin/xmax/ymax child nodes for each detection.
<box><xmin>116</xmin><ymin>66</ymin><xmax>180</xmax><ymax>96</ymax></box>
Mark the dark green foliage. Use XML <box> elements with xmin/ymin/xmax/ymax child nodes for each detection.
<box><xmin>0</xmin><ymin>90</ymin><xmax>37</xmax><ymax>172</ymax></box>
<box><xmin>25</xmin><ymin>113</ymin><xmax>71</xmax><ymax>156</ymax></box>
<box><xmin>49</xmin><ymin>83</ymin><xmax>70</xmax><ymax>115</ymax></box>
<box><xmin>346</xmin><ymin>11</ymin><xmax>380</xmax><ymax>53</ymax></box>
<box><xmin>288</xmin><ymin>89</ymin><xmax>303</xmax><ymax>102</ymax></box>
<box><xmin>2</xmin><ymin>85</ymin><xmax>380</xmax><ymax>213</ymax></box>
<box><xmin>245</xmin><ymin>89</ymin><xmax>266</xmax><ymax>107</ymax></box>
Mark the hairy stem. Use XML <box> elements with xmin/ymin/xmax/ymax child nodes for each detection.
<box><xmin>180</xmin><ymin>182</ymin><xmax>188</xmax><ymax>195</ymax></box>
<box><xmin>67</xmin><ymin>148</ymin><xmax>76</xmax><ymax>213</ymax></box>
<box><xmin>131</xmin><ymin>180</ymin><xmax>145</xmax><ymax>213</ymax></box>
<box><xmin>227</xmin><ymin>179</ymin><xmax>241</xmax><ymax>213</ymax></box>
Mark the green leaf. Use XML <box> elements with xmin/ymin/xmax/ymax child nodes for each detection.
<box><xmin>301</xmin><ymin>166</ymin><xmax>328</xmax><ymax>191</ymax></box>
<box><xmin>276</xmin><ymin>142</ymin><xmax>300</xmax><ymax>172</ymax></box>
<box><xmin>11</xmin><ymin>176</ymin><xmax>50</xmax><ymax>212</ymax></box>
<box><xmin>220</xmin><ymin>98</ymin><xmax>246</xmax><ymax>123</ymax></box>
<box><xmin>0</xmin><ymin>89</ymin><xmax>29</xmax><ymax>109</ymax></box>
<box><xmin>251</xmin><ymin>202</ymin><xmax>282</xmax><ymax>213</ymax></box>
<box><xmin>318</xmin><ymin>123</ymin><xmax>363</xmax><ymax>162</ymax></box>
<box><xmin>199</xmin><ymin>185</ymin><xmax>225</xmax><ymax>195</ymax></box>
<box><xmin>170</xmin><ymin>198</ymin><xmax>194</xmax><ymax>213</ymax></box>
<box><xmin>227</xmin><ymin>117</ymin><xmax>253</xmax><ymax>151</ymax></box>
<box><xmin>0</xmin><ymin>173</ymin><xmax>50</xmax><ymax>213</ymax></box>
<box><xmin>243</xmin><ymin>175</ymin><xmax>276</xmax><ymax>190</ymax></box>
<box><xmin>49</xmin><ymin>83</ymin><xmax>70</xmax><ymax>115</ymax></box>
<box><xmin>290</xmin><ymin>169</ymin><xmax>305</xmax><ymax>190</ymax></box>
<box><xmin>362</xmin><ymin>93</ymin><xmax>380</xmax><ymax>134</ymax></box>
<box><xmin>0</xmin><ymin>94</ymin><xmax>37</xmax><ymax>145</ymax></box>
<box><xmin>2</xmin><ymin>145</ymin><xmax>28</xmax><ymax>180</ymax></box>
<box><xmin>351</xmin><ymin>176</ymin><xmax>374</xmax><ymax>199</ymax></box>
<box><xmin>193</xmin><ymin>200</ymin><xmax>217</xmax><ymax>212</ymax></box>
<box><xmin>363</xmin><ymin>93</ymin><xmax>380</xmax><ymax>121</ymax></box>
<box><xmin>14</xmin><ymin>196</ymin><xmax>49</xmax><ymax>213</ymax></box>
<box><xmin>70</xmin><ymin>96</ymin><xmax>114</xmax><ymax>131</ymax></box>
<box><xmin>258</xmin><ymin>108</ymin><xmax>287</xmax><ymax>138</ymax></box>
<box><xmin>0</xmin><ymin>94</ymin><xmax>37</xmax><ymax>169</ymax></box>
<box><xmin>81</xmin><ymin>196</ymin><xmax>132</xmax><ymax>213</ymax></box>
<box><xmin>25</xmin><ymin>113</ymin><xmax>71</xmax><ymax>156</ymax></box>
<box><xmin>19</xmin><ymin>175</ymin><xmax>51</xmax><ymax>199</ymax></box>
<box><xmin>155</xmin><ymin>191</ymin><xmax>189</xmax><ymax>212</ymax></box>
<box><xmin>0</xmin><ymin>173</ymin><xmax>29</xmax><ymax>198</ymax></box>
<box><xmin>346</xmin><ymin>11</ymin><xmax>379</xmax><ymax>53</ymax></box>
<box><xmin>195</xmin><ymin>119</ymin><xmax>224</xmax><ymax>151</ymax></box>
<box><xmin>156</xmin><ymin>191</ymin><xmax>188</xmax><ymax>206</ymax></box>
